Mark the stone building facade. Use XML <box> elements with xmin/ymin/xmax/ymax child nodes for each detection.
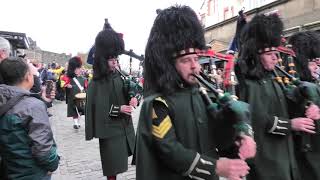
<box><xmin>201</xmin><ymin>0</ymin><xmax>320</xmax><ymax>52</ymax></box>
<box><xmin>22</xmin><ymin>49</ymin><xmax>72</xmax><ymax>67</ymax></box>
<box><xmin>13</xmin><ymin>37</ymin><xmax>72</xmax><ymax>67</ymax></box>
<box><xmin>1</xmin><ymin>31</ymin><xmax>82</xmax><ymax>67</ymax></box>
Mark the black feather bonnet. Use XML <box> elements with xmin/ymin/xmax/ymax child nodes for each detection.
<box><xmin>93</xmin><ymin>20</ymin><xmax>124</xmax><ymax>80</ymax></box>
<box><xmin>144</xmin><ymin>5</ymin><xmax>206</xmax><ymax>95</ymax></box>
<box><xmin>67</xmin><ymin>56</ymin><xmax>82</xmax><ymax>78</ymax></box>
<box><xmin>237</xmin><ymin>14</ymin><xmax>284</xmax><ymax>79</ymax></box>
<box><xmin>289</xmin><ymin>31</ymin><xmax>320</xmax><ymax>81</ymax></box>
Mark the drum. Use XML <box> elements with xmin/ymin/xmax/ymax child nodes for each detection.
<box><xmin>74</xmin><ymin>92</ymin><xmax>86</xmax><ymax>114</ymax></box>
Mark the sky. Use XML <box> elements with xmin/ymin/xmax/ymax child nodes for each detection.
<box><xmin>1</xmin><ymin>0</ymin><xmax>203</xmax><ymax>71</ymax></box>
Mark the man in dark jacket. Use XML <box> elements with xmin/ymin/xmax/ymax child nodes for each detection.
<box><xmin>134</xmin><ymin>5</ymin><xmax>256</xmax><ymax>180</ymax></box>
<box><xmin>0</xmin><ymin>36</ymin><xmax>11</xmax><ymax>180</ymax></box>
<box><xmin>0</xmin><ymin>37</ymin><xmax>11</xmax><ymax>84</ymax></box>
<box><xmin>0</xmin><ymin>57</ymin><xmax>59</xmax><ymax>180</ymax></box>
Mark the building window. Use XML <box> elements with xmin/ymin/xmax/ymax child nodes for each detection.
<box><xmin>214</xmin><ymin>0</ymin><xmax>218</xmax><ymax>14</ymax></box>
<box><xmin>200</xmin><ymin>14</ymin><xmax>206</xmax><ymax>25</ymax></box>
<box><xmin>223</xmin><ymin>7</ymin><xmax>229</xmax><ymax>20</ymax></box>
<box><xmin>207</xmin><ymin>0</ymin><xmax>212</xmax><ymax>16</ymax></box>
<box><xmin>231</xmin><ymin>6</ymin><xmax>234</xmax><ymax>17</ymax></box>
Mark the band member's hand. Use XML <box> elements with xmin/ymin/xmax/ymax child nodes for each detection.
<box><xmin>291</xmin><ymin>117</ymin><xmax>316</xmax><ymax>134</ymax></box>
<box><xmin>41</xmin><ymin>86</ymin><xmax>55</xmax><ymax>103</ymax></box>
<box><xmin>129</xmin><ymin>97</ymin><xmax>138</xmax><ymax>108</ymax></box>
<box><xmin>236</xmin><ymin>135</ymin><xmax>256</xmax><ymax>160</ymax></box>
<box><xmin>120</xmin><ymin>105</ymin><xmax>133</xmax><ymax>115</ymax></box>
<box><xmin>66</xmin><ymin>84</ymin><xmax>72</xmax><ymax>88</ymax></box>
<box><xmin>47</xmin><ymin>171</ymin><xmax>53</xmax><ymax>175</ymax></box>
<box><xmin>305</xmin><ymin>104</ymin><xmax>320</xmax><ymax>120</ymax></box>
<box><xmin>215</xmin><ymin>158</ymin><xmax>249</xmax><ymax>180</ymax></box>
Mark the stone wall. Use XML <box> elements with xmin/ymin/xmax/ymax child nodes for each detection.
<box><xmin>23</xmin><ymin>49</ymin><xmax>72</xmax><ymax>67</ymax></box>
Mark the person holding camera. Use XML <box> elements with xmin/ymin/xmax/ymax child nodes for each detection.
<box><xmin>0</xmin><ymin>57</ymin><xmax>60</xmax><ymax>180</ymax></box>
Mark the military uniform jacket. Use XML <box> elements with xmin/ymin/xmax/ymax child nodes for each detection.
<box><xmin>135</xmin><ymin>87</ymin><xmax>220</xmax><ymax>180</ymax></box>
<box><xmin>238</xmin><ymin>73</ymin><xmax>300</xmax><ymax>180</ymax></box>
<box><xmin>289</xmin><ymin>79</ymin><xmax>320</xmax><ymax>180</ymax></box>
<box><xmin>85</xmin><ymin>72</ymin><xmax>135</xmax><ymax>151</ymax></box>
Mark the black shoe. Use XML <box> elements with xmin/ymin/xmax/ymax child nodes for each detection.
<box><xmin>73</xmin><ymin>125</ymin><xmax>79</xmax><ymax>129</ymax></box>
<box><xmin>48</xmin><ymin>113</ymin><xmax>53</xmax><ymax>117</ymax></box>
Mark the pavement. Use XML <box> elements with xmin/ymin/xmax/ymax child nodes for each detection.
<box><xmin>49</xmin><ymin>100</ymin><xmax>231</xmax><ymax>180</ymax></box>
<box><xmin>50</xmin><ymin>100</ymin><xmax>140</xmax><ymax>180</ymax></box>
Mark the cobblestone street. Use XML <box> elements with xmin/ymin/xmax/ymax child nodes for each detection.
<box><xmin>50</xmin><ymin>100</ymin><xmax>140</xmax><ymax>180</ymax></box>
<box><xmin>49</xmin><ymin>100</ymin><xmax>231</xmax><ymax>180</ymax></box>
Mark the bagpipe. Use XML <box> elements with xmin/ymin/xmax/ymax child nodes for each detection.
<box><xmin>187</xmin><ymin>12</ymin><xmax>255</xmax><ymax>171</ymax></box>
<box><xmin>193</xmin><ymin>10</ymin><xmax>252</xmax><ymax>158</ymax></box>
<box><xmin>273</xmin><ymin>44</ymin><xmax>320</xmax><ymax>152</ymax></box>
<box><xmin>198</xmin><ymin>49</ymin><xmax>236</xmax><ymax>93</ymax></box>
<box><xmin>118</xmin><ymin>48</ymin><xmax>144</xmax><ymax>103</ymax></box>
<box><xmin>116</xmin><ymin>67</ymin><xmax>143</xmax><ymax>103</ymax></box>
<box><xmin>274</xmin><ymin>43</ymin><xmax>320</xmax><ymax>106</ymax></box>
<box><xmin>123</xmin><ymin>49</ymin><xmax>144</xmax><ymax>62</ymax></box>
<box><xmin>192</xmin><ymin>70</ymin><xmax>252</xmax><ymax>158</ymax></box>
<box><xmin>272</xmin><ymin>44</ymin><xmax>297</xmax><ymax>89</ymax></box>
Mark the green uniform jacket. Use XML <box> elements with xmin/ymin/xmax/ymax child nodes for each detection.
<box><xmin>135</xmin><ymin>87</ymin><xmax>220</xmax><ymax>180</ymax></box>
<box><xmin>85</xmin><ymin>72</ymin><xmax>135</xmax><ymax>151</ymax></box>
<box><xmin>288</xmin><ymin>80</ymin><xmax>320</xmax><ymax>180</ymax></box>
<box><xmin>238</xmin><ymin>74</ymin><xmax>300</xmax><ymax>180</ymax></box>
<box><xmin>66</xmin><ymin>76</ymin><xmax>86</xmax><ymax>117</ymax></box>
